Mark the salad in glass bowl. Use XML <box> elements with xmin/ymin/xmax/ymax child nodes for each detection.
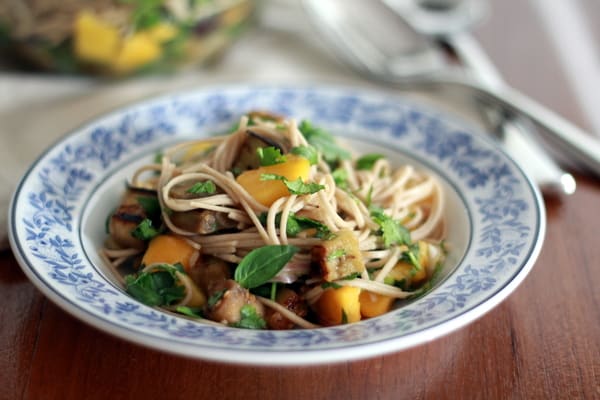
<box><xmin>0</xmin><ymin>0</ymin><xmax>255</xmax><ymax>76</ymax></box>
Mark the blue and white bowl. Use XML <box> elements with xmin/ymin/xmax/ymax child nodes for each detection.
<box><xmin>8</xmin><ymin>85</ymin><xmax>545</xmax><ymax>365</ymax></box>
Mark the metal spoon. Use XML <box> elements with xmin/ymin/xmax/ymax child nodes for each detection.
<box><xmin>302</xmin><ymin>0</ymin><xmax>600</xmax><ymax>179</ymax></box>
<box><xmin>383</xmin><ymin>0</ymin><xmax>575</xmax><ymax>195</ymax></box>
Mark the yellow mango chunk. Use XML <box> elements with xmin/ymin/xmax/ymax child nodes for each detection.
<box><xmin>146</xmin><ymin>23</ymin><xmax>178</xmax><ymax>43</ymax></box>
<box><xmin>359</xmin><ymin>291</ymin><xmax>395</xmax><ymax>318</ymax></box>
<box><xmin>113</xmin><ymin>33</ymin><xmax>161</xmax><ymax>73</ymax></box>
<box><xmin>312</xmin><ymin>286</ymin><xmax>361</xmax><ymax>326</ymax></box>
<box><xmin>141</xmin><ymin>235</ymin><xmax>198</xmax><ymax>272</ymax></box>
<box><xmin>74</xmin><ymin>11</ymin><xmax>120</xmax><ymax>65</ymax></box>
<box><xmin>236</xmin><ymin>155</ymin><xmax>311</xmax><ymax>206</ymax></box>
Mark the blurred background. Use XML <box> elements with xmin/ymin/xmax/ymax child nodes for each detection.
<box><xmin>0</xmin><ymin>0</ymin><xmax>599</xmax><ymax>242</ymax></box>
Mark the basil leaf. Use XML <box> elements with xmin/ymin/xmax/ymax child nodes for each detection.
<box><xmin>186</xmin><ymin>180</ymin><xmax>216</xmax><ymax>195</ymax></box>
<box><xmin>257</xmin><ymin>146</ymin><xmax>287</xmax><ymax>166</ymax></box>
<box><xmin>234</xmin><ymin>245</ymin><xmax>299</xmax><ymax>289</ymax></box>
<box><xmin>356</xmin><ymin>154</ymin><xmax>384</xmax><ymax>170</ymax></box>
<box><xmin>290</xmin><ymin>145</ymin><xmax>319</xmax><ymax>165</ymax></box>
<box><xmin>298</xmin><ymin>120</ymin><xmax>351</xmax><ymax>163</ymax></box>
<box><xmin>370</xmin><ymin>208</ymin><xmax>411</xmax><ymax>248</ymax></box>
<box><xmin>131</xmin><ymin>218</ymin><xmax>161</xmax><ymax>241</ymax></box>
<box><xmin>232</xmin><ymin>305</ymin><xmax>266</xmax><ymax>329</ymax></box>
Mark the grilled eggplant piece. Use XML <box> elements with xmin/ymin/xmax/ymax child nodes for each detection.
<box><xmin>264</xmin><ymin>288</ymin><xmax>308</xmax><ymax>330</ymax></box>
<box><xmin>108</xmin><ymin>189</ymin><xmax>159</xmax><ymax>249</ymax></box>
<box><xmin>233</xmin><ymin>129</ymin><xmax>291</xmax><ymax>171</ymax></box>
<box><xmin>205</xmin><ymin>280</ymin><xmax>265</xmax><ymax>325</ymax></box>
<box><xmin>169</xmin><ymin>210</ymin><xmax>237</xmax><ymax>235</ymax></box>
<box><xmin>312</xmin><ymin>229</ymin><xmax>366</xmax><ymax>282</ymax></box>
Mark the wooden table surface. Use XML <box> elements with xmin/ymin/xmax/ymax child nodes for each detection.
<box><xmin>2</xmin><ymin>1</ymin><xmax>600</xmax><ymax>399</ymax></box>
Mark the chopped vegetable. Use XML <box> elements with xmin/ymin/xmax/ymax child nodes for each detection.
<box><xmin>312</xmin><ymin>286</ymin><xmax>361</xmax><ymax>326</ymax></box>
<box><xmin>312</xmin><ymin>230</ymin><xmax>365</xmax><ymax>282</ymax></box>
<box><xmin>298</xmin><ymin>120</ymin><xmax>351</xmax><ymax>164</ymax></box>
<box><xmin>257</xmin><ymin>147</ymin><xmax>287</xmax><ymax>166</ymax></box>
<box><xmin>370</xmin><ymin>208</ymin><xmax>411</xmax><ymax>248</ymax></box>
<box><xmin>290</xmin><ymin>145</ymin><xmax>319</xmax><ymax>165</ymax></box>
<box><xmin>359</xmin><ymin>291</ymin><xmax>395</xmax><ymax>318</ymax></box>
<box><xmin>141</xmin><ymin>235</ymin><xmax>198</xmax><ymax>271</ymax></box>
<box><xmin>260</xmin><ymin>174</ymin><xmax>325</xmax><ymax>195</ymax></box>
<box><xmin>356</xmin><ymin>154</ymin><xmax>384</xmax><ymax>170</ymax></box>
<box><xmin>131</xmin><ymin>218</ymin><xmax>161</xmax><ymax>241</ymax></box>
<box><xmin>236</xmin><ymin>154</ymin><xmax>311</xmax><ymax>206</ymax></box>
<box><xmin>186</xmin><ymin>180</ymin><xmax>217</xmax><ymax>195</ymax></box>
<box><xmin>232</xmin><ymin>305</ymin><xmax>267</xmax><ymax>329</ymax></box>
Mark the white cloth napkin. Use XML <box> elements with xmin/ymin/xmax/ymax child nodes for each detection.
<box><xmin>0</xmin><ymin>0</ymin><xmax>478</xmax><ymax>250</ymax></box>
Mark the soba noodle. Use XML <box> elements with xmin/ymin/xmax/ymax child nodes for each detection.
<box><xmin>103</xmin><ymin>112</ymin><xmax>446</xmax><ymax>329</ymax></box>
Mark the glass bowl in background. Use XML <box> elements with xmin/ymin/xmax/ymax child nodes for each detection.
<box><xmin>0</xmin><ymin>0</ymin><xmax>256</xmax><ymax>76</ymax></box>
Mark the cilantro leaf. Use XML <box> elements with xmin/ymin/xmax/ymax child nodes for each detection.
<box><xmin>260</xmin><ymin>174</ymin><xmax>324</xmax><ymax>195</ymax></box>
<box><xmin>176</xmin><ymin>306</ymin><xmax>204</xmax><ymax>319</ymax></box>
<box><xmin>257</xmin><ymin>146</ymin><xmax>287</xmax><ymax>166</ymax></box>
<box><xmin>284</xmin><ymin>178</ymin><xmax>325</xmax><ymax>195</ymax></box>
<box><xmin>356</xmin><ymin>154</ymin><xmax>384</xmax><ymax>170</ymax></box>
<box><xmin>232</xmin><ymin>304</ymin><xmax>267</xmax><ymax>329</ymax></box>
<box><xmin>370</xmin><ymin>208</ymin><xmax>411</xmax><ymax>248</ymax></box>
<box><xmin>326</xmin><ymin>248</ymin><xmax>347</xmax><ymax>261</ymax></box>
<box><xmin>186</xmin><ymin>180</ymin><xmax>217</xmax><ymax>195</ymax></box>
<box><xmin>332</xmin><ymin>168</ymin><xmax>349</xmax><ymax>190</ymax></box>
<box><xmin>234</xmin><ymin>245</ymin><xmax>299</xmax><ymax>289</ymax></box>
<box><xmin>258</xmin><ymin>212</ymin><xmax>331</xmax><ymax>238</ymax></box>
<box><xmin>290</xmin><ymin>145</ymin><xmax>319</xmax><ymax>165</ymax></box>
<box><xmin>207</xmin><ymin>289</ymin><xmax>226</xmax><ymax>308</ymax></box>
<box><xmin>131</xmin><ymin>218</ymin><xmax>161</xmax><ymax>241</ymax></box>
<box><xmin>298</xmin><ymin>120</ymin><xmax>351</xmax><ymax>163</ymax></box>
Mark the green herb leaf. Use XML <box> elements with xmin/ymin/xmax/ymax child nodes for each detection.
<box><xmin>131</xmin><ymin>218</ymin><xmax>161</xmax><ymax>241</ymax></box>
<box><xmin>370</xmin><ymin>208</ymin><xmax>411</xmax><ymax>248</ymax></box>
<box><xmin>298</xmin><ymin>120</ymin><xmax>351</xmax><ymax>163</ymax></box>
<box><xmin>207</xmin><ymin>289</ymin><xmax>226</xmax><ymax>308</ymax></box>
<box><xmin>234</xmin><ymin>245</ymin><xmax>299</xmax><ymax>289</ymax></box>
<box><xmin>257</xmin><ymin>146</ymin><xmax>287</xmax><ymax>166</ymax></box>
<box><xmin>284</xmin><ymin>178</ymin><xmax>325</xmax><ymax>195</ymax></box>
<box><xmin>356</xmin><ymin>154</ymin><xmax>384</xmax><ymax>170</ymax></box>
<box><xmin>232</xmin><ymin>304</ymin><xmax>267</xmax><ymax>329</ymax></box>
<box><xmin>260</xmin><ymin>174</ymin><xmax>325</xmax><ymax>195</ymax></box>
<box><xmin>124</xmin><ymin>264</ymin><xmax>185</xmax><ymax>306</ymax></box>
<box><xmin>332</xmin><ymin>168</ymin><xmax>349</xmax><ymax>190</ymax></box>
<box><xmin>321</xmin><ymin>281</ymin><xmax>342</xmax><ymax>289</ymax></box>
<box><xmin>176</xmin><ymin>306</ymin><xmax>204</xmax><ymax>319</ymax></box>
<box><xmin>186</xmin><ymin>180</ymin><xmax>217</xmax><ymax>195</ymax></box>
<box><xmin>137</xmin><ymin>196</ymin><xmax>161</xmax><ymax>219</ymax></box>
<box><xmin>258</xmin><ymin>212</ymin><xmax>331</xmax><ymax>238</ymax></box>
<box><xmin>341</xmin><ymin>309</ymin><xmax>348</xmax><ymax>324</ymax></box>
<box><xmin>290</xmin><ymin>145</ymin><xmax>319</xmax><ymax>165</ymax></box>
<box><xmin>326</xmin><ymin>248</ymin><xmax>347</xmax><ymax>261</ymax></box>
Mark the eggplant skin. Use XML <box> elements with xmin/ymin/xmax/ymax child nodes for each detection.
<box><xmin>170</xmin><ymin>210</ymin><xmax>237</xmax><ymax>235</ymax></box>
<box><xmin>264</xmin><ymin>288</ymin><xmax>308</xmax><ymax>330</ymax></box>
<box><xmin>109</xmin><ymin>203</ymin><xmax>147</xmax><ymax>249</ymax></box>
<box><xmin>205</xmin><ymin>280</ymin><xmax>265</xmax><ymax>325</ymax></box>
<box><xmin>108</xmin><ymin>189</ymin><xmax>158</xmax><ymax>249</ymax></box>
